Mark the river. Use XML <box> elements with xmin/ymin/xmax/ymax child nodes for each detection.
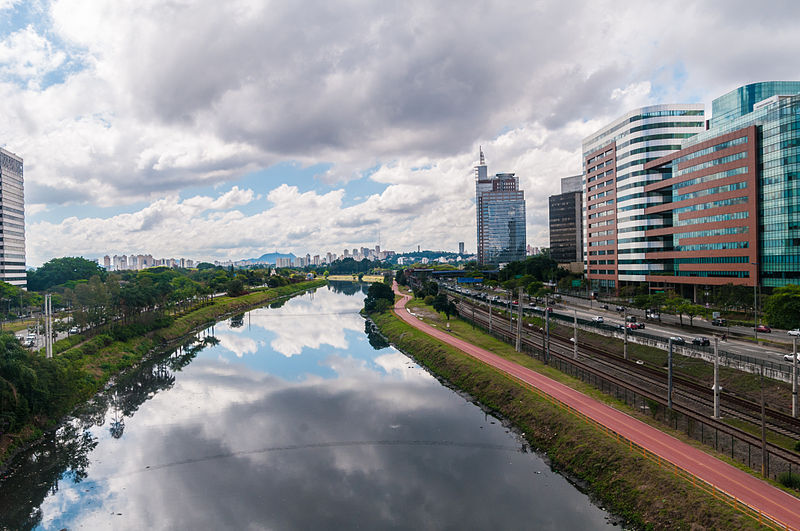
<box><xmin>0</xmin><ymin>282</ymin><xmax>620</xmax><ymax>530</ymax></box>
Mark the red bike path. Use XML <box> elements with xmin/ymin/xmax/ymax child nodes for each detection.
<box><xmin>392</xmin><ymin>283</ymin><xmax>800</xmax><ymax>529</ymax></box>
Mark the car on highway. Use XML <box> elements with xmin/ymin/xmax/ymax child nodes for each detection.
<box><xmin>692</xmin><ymin>337</ymin><xmax>710</xmax><ymax>346</ymax></box>
<box><xmin>69</xmin><ymin>326</ymin><xmax>79</xmax><ymax>334</ymax></box>
<box><xmin>711</xmin><ymin>318</ymin><xmax>727</xmax><ymax>326</ymax></box>
<box><xmin>755</xmin><ymin>324</ymin><xmax>772</xmax><ymax>333</ymax></box>
<box><xmin>625</xmin><ymin>316</ymin><xmax>644</xmax><ymax>328</ymax></box>
<box><xmin>24</xmin><ymin>333</ymin><xmax>36</xmax><ymax>347</ymax></box>
<box><xmin>645</xmin><ymin>310</ymin><xmax>660</xmax><ymax>320</ymax></box>
<box><xmin>669</xmin><ymin>336</ymin><xmax>685</xmax><ymax>345</ymax></box>
<box><xmin>788</xmin><ymin>329</ymin><xmax>800</xmax><ymax>336</ymax></box>
<box><xmin>625</xmin><ymin>322</ymin><xmax>642</xmax><ymax>330</ymax></box>
<box><xmin>784</xmin><ymin>353</ymin><xmax>800</xmax><ymax>363</ymax></box>
<box><xmin>616</xmin><ymin>305</ymin><xmax>625</xmax><ymax>312</ymax></box>
<box><xmin>592</xmin><ymin>316</ymin><xmax>604</xmax><ymax>323</ymax></box>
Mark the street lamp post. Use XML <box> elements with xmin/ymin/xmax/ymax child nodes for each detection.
<box><xmin>752</xmin><ymin>261</ymin><xmax>758</xmax><ymax>341</ymax></box>
<box><xmin>623</xmin><ymin>308</ymin><xmax>628</xmax><ymax>360</ymax></box>
<box><xmin>573</xmin><ymin>309</ymin><xmax>578</xmax><ymax>359</ymax></box>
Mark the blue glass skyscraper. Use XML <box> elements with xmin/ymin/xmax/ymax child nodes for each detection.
<box><xmin>475</xmin><ymin>149</ymin><xmax>527</xmax><ymax>265</ymax></box>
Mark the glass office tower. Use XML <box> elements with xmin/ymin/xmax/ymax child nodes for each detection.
<box><xmin>475</xmin><ymin>149</ymin><xmax>527</xmax><ymax>265</ymax></box>
<box><xmin>679</xmin><ymin>82</ymin><xmax>800</xmax><ymax>288</ymax></box>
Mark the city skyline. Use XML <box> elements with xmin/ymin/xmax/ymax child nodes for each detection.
<box><xmin>2</xmin><ymin>2</ymin><xmax>800</xmax><ymax>266</ymax></box>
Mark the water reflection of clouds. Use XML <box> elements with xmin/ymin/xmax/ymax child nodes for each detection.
<box><xmin>18</xmin><ymin>286</ymin><xmax>616</xmax><ymax>531</ymax></box>
<box><xmin>243</xmin><ymin>287</ymin><xmax>365</xmax><ymax>357</ymax></box>
<box><xmin>215</xmin><ymin>333</ymin><xmax>258</xmax><ymax>357</ymax></box>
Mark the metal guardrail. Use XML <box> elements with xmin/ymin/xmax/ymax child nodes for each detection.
<box><xmin>440</xmin><ymin>283</ymin><xmax>794</xmax><ymax>380</ymax></box>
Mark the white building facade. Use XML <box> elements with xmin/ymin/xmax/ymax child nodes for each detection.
<box><xmin>582</xmin><ymin>104</ymin><xmax>705</xmax><ymax>293</ymax></box>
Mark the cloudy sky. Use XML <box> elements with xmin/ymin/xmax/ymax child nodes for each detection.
<box><xmin>2</xmin><ymin>0</ymin><xmax>799</xmax><ymax>266</ymax></box>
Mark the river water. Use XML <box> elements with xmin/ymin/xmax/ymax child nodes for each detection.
<box><xmin>0</xmin><ymin>283</ymin><xmax>620</xmax><ymax>530</ymax></box>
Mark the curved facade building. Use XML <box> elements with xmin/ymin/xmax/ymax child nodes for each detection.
<box><xmin>582</xmin><ymin>104</ymin><xmax>705</xmax><ymax>293</ymax></box>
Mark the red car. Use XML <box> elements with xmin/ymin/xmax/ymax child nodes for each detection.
<box><xmin>625</xmin><ymin>322</ymin><xmax>641</xmax><ymax>330</ymax></box>
<box><xmin>755</xmin><ymin>325</ymin><xmax>772</xmax><ymax>333</ymax></box>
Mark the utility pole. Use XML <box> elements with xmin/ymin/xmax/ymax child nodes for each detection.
<box><xmin>753</xmin><ymin>262</ymin><xmax>758</xmax><ymax>341</ymax></box>
<box><xmin>794</xmin><ymin>337</ymin><xmax>798</xmax><ymax>418</ymax></box>
<box><xmin>45</xmin><ymin>294</ymin><xmax>53</xmax><ymax>359</ymax></box>
<box><xmin>713</xmin><ymin>337</ymin><xmax>720</xmax><ymax>419</ymax></box>
<box><xmin>545</xmin><ymin>300</ymin><xmax>550</xmax><ymax>364</ymax></box>
<box><xmin>488</xmin><ymin>297</ymin><xmax>492</xmax><ymax>333</ymax></box>
<box><xmin>515</xmin><ymin>287</ymin><xmax>523</xmax><ymax>352</ymax></box>
<box><xmin>623</xmin><ymin>308</ymin><xmax>628</xmax><ymax>360</ymax></box>
<box><xmin>573</xmin><ymin>309</ymin><xmax>578</xmax><ymax>359</ymax></box>
<box><xmin>761</xmin><ymin>366</ymin><xmax>767</xmax><ymax>478</ymax></box>
<box><xmin>668</xmin><ymin>338</ymin><xmax>673</xmax><ymax>409</ymax></box>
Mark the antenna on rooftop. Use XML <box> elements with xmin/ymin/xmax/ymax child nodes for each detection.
<box><xmin>479</xmin><ymin>146</ymin><xmax>485</xmax><ymax>165</ymax></box>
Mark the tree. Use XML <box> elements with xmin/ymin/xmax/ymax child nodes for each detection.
<box><xmin>683</xmin><ymin>304</ymin><xmax>707</xmax><ymax>326</ymax></box>
<box><xmin>432</xmin><ymin>293</ymin><xmax>457</xmax><ymax>320</ymax></box>
<box><xmin>226</xmin><ymin>278</ymin><xmax>246</xmax><ymax>297</ymax></box>
<box><xmin>664</xmin><ymin>297</ymin><xmax>690</xmax><ymax>326</ymax></box>
<box><xmin>27</xmin><ymin>257</ymin><xmax>106</xmax><ymax>291</ymax></box>
<box><xmin>363</xmin><ymin>281</ymin><xmax>394</xmax><ymax>313</ymax></box>
<box><xmin>395</xmin><ymin>269</ymin><xmax>407</xmax><ymax>286</ymax></box>
<box><xmin>525</xmin><ymin>281</ymin><xmax>544</xmax><ymax>297</ymax></box>
<box><xmin>764</xmin><ymin>285</ymin><xmax>800</xmax><ymax>329</ymax></box>
<box><xmin>633</xmin><ymin>294</ymin><xmax>649</xmax><ymax>310</ymax></box>
<box><xmin>713</xmin><ymin>283</ymin><xmax>753</xmax><ymax>312</ymax></box>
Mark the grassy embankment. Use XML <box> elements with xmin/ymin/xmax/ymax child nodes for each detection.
<box><xmin>371</xmin><ymin>299</ymin><xmax>764</xmax><ymax>530</ymax></box>
<box><xmin>0</xmin><ymin>279</ymin><xmax>326</xmax><ymax>466</ymax></box>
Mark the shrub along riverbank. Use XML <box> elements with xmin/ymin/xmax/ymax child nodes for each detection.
<box><xmin>370</xmin><ymin>306</ymin><xmax>762</xmax><ymax>530</ymax></box>
<box><xmin>0</xmin><ymin>279</ymin><xmax>326</xmax><ymax>467</ymax></box>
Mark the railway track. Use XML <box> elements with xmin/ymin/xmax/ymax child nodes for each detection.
<box><xmin>438</xmin><ymin>296</ymin><xmax>800</xmax><ymax>467</ymax></box>
<box><xmin>454</xmin><ymin>301</ymin><xmax>800</xmax><ymax>438</ymax></box>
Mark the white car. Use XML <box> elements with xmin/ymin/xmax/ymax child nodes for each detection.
<box><xmin>592</xmin><ymin>316</ymin><xmax>604</xmax><ymax>323</ymax></box>
<box><xmin>788</xmin><ymin>329</ymin><xmax>800</xmax><ymax>337</ymax></box>
<box><xmin>784</xmin><ymin>353</ymin><xmax>800</xmax><ymax>362</ymax></box>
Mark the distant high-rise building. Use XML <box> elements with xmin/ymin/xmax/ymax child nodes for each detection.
<box><xmin>549</xmin><ymin>175</ymin><xmax>583</xmax><ymax>264</ymax></box>
<box><xmin>560</xmin><ymin>174</ymin><xmax>582</xmax><ymax>193</ymax></box>
<box><xmin>0</xmin><ymin>148</ymin><xmax>25</xmax><ymax>286</ymax></box>
<box><xmin>103</xmin><ymin>255</ymin><xmax>111</xmax><ymax>270</ymax></box>
<box><xmin>475</xmin><ymin>149</ymin><xmax>527</xmax><ymax>265</ymax></box>
<box><xmin>458</xmin><ymin>241</ymin><xmax>465</xmax><ymax>255</ymax></box>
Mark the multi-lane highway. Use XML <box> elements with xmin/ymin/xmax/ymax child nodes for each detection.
<box><xmin>443</xmin><ymin>284</ymin><xmax>794</xmax><ymax>365</ymax></box>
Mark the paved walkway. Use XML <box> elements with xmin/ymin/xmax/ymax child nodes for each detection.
<box><xmin>392</xmin><ymin>283</ymin><xmax>800</xmax><ymax>529</ymax></box>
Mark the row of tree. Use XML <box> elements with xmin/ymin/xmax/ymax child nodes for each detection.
<box><xmin>1</xmin><ymin>257</ymin><xmax>318</xmax><ymax>438</ymax></box>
